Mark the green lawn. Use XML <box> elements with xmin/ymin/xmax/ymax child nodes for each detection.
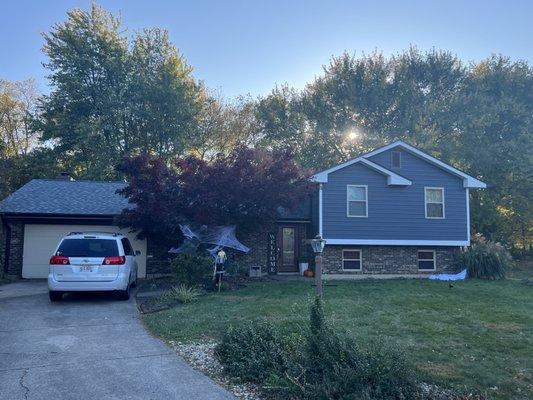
<box><xmin>144</xmin><ymin>278</ymin><xmax>533</xmax><ymax>400</ymax></box>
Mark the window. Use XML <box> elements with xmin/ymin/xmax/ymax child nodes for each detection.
<box><xmin>121</xmin><ymin>238</ymin><xmax>134</xmax><ymax>256</ymax></box>
<box><xmin>347</xmin><ymin>185</ymin><xmax>368</xmax><ymax>217</ymax></box>
<box><xmin>425</xmin><ymin>187</ymin><xmax>445</xmax><ymax>218</ymax></box>
<box><xmin>391</xmin><ymin>151</ymin><xmax>401</xmax><ymax>168</ymax></box>
<box><xmin>418</xmin><ymin>250</ymin><xmax>436</xmax><ymax>271</ymax></box>
<box><xmin>342</xmin><ymin>249</ymin><xmax>362</xmax><ymax>270</ymax></box>
<box><xmin>56</xmin><ymin>239</ymin><xmax>119</xmax><ymax>257</ymax></box>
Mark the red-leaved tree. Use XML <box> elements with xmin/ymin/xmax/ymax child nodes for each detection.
<box><xmin>116</xmin><ymin>147</ymin><xmax>312</xmax><ymax>243</ymax></box>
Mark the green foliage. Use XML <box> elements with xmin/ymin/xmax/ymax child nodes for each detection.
<box><xmin>455</xmin><ymin>235</ymin><xmax>513</xmax><ymax>280</ymax></box>
<box><xmin>160</xmin><ymin>284</ymin><xmax>201</xmax><ymax>304</ymax></box>
<box><xmin>215</xmin><ymin>322</ymin><xmax>301</xmax><ymax>384</ymax></box>
<box><xmin>216</xmin><ymin>297</ymin><xmax>419</xmax><ymax>400</ymax></box>
<box><xmin>224</xmin><ymin>261</ymin><xmax>248</xmax><ymax>278</ymax></box>
<box><xmin>256</xmin><ymin>50</ymin><xmax>533</xmax><ymax>249</ymax></box>
<box><xmin>38</xmin><ymin>3</ymin><xmax>203</xmax><ymax>179</ymax></box>
<box><xmin>171</xmin><ymin>253</ymin><xmax>213</xmax><ymax>286</ymax></box>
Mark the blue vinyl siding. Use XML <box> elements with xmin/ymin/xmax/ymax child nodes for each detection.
<box><xmin>322</xmin><ymin>148</ymin><xmax>468</xmax><ymax>241</ymax></box>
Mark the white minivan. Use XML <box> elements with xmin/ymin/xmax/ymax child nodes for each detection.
<box><xmin>48</xmin><ymin>232</ymin><xmax>139</xmax><ymax>302</ymax></box>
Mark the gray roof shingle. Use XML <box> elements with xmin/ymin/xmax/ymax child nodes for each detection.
<box><xmin>0</xmin><ymin>179</ymin><xmax>131</xmax><ymax>216</ymax></box>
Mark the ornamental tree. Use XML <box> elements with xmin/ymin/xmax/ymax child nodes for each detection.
<box><xmin>116</xmin><ymin>147</ymin><xmax>312</xmax><ymax>242</ymax></box>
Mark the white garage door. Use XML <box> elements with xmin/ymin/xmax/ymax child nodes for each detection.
<box><xmin>22</xmin><ymin>224</ymin><xmax>147</xmax><ymax>279</ymax></box>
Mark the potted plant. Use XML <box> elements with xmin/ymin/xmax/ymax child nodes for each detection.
<box><xmin>299</xmin><ymin>255</ymin><xmax>309</xmax><ymax>276</ymax></box>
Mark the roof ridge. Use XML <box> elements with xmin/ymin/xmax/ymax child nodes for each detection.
<box><xmin>31</xmin><ymin>178</ymin><xmax>127</xmax><ymax>184</ymax></box>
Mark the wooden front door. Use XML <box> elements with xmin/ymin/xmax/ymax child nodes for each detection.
<box><xmin>277</xmin><ymin>225</ymin><xmax>299</xmax><ymax>273</ymax></box>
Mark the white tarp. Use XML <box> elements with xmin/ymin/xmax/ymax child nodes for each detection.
<box><xmin>429</xmin><ymin>269</ymin><xmax>467</xmax><ymax>281</ymax></box>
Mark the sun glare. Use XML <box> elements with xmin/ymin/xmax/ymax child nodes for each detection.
<box><xmin>347</xmin><ymin>130</ymin><xmax>359</xmax><ymax>141</ymax></box>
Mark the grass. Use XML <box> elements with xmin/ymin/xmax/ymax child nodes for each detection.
<box><xmin>144</xmin><ymin>277</ymin><xmax>533</xmax><ymax>400</ymax></box>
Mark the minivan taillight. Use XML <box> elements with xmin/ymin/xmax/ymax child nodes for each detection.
<box><xmin>50</xmin><ymin>255</ymin><xmax>70</xmax><ymax>265</ymax></box>
<box><xmin>102</xmin><ymin>256</ymin><xmax>126</xmax><ymax>265</ymax></box>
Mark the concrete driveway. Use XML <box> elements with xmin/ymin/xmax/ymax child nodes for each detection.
<box><xmin>0</xmin><ymin>281</ymin><xmax>234</xmax><ymax>400</ymax></box>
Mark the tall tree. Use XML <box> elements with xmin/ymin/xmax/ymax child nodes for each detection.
<box><xmin>0</xmin><ymin>79</ymin><xmax>53</xmax><ymax>199</ymax></box>
<box><xmin>256</xmin><ymin>49</ymin><xmax>532</xmax><ymax>249</ymax></box>
<box><xmin>38</xmin><ymin>3</ymin><xmax>204</xmax><ymax>179</ymax></box>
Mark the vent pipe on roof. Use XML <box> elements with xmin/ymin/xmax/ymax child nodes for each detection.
<box><xmin>56</xmin><ymin>172</ymin><xmax>75</xmax><ymax>181</ymax></box>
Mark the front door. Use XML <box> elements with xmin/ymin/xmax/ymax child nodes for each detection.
<box><xmin>277</xmin><ymin>225</ymin><xmax>299</xmax><ymax>273</ymax></box>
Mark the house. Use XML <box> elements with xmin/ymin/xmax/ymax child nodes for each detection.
<box><xmin>0</xmin><ymin>140</ymin><xmax>486</xmax><ymax>279</ymax></box>
<box><xmin>244</xmin><ymin>140</ymin><xmax>486</xmax><ymax>276</ymax></box>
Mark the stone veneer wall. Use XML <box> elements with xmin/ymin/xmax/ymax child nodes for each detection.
<box><xmin>322</xmin><ymin>245</ymin><xmax>458</xmax><ymax>274</ymax></box>
<box><xmin>0</xmin><ymin>220</ymin><xmax>4</xmax><ymax>278</ymax></box>
<box><xmin>234</xmin><ymin>225</ymin><xmax>273</xmax><ymax>275</ymax></box>
<box><xmin>2</xmin><ymin>221</ymin><xmax>25</xmax><ymax>277</ymax></box>
<box><xmin>145</xmin><ymin>239</ymin><xmax>173</xmax><ymax>277</ymax></box>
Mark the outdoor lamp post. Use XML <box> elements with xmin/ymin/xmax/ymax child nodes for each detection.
<box><xmin>310</xmin><ymin>235</ymin><xmax>326</xmax><ymax>297</ymax></box>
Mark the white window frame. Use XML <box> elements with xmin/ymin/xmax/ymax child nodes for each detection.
<box><xmin>425</xmin><ymin>187</ymin><xmax>445</xmax><ymax>219</ymax></box>
<box><xmin>347</xmin><ymin>185</ymin><xmax>368</xmax><ymax>218</ymax></box>
<box><xmin>417</xmin><ymin>250</ymin><xmax>436</xmax><ymax>271</ymax></box>
<box><xmin>391</xmin><ymin>151</ymin><xmax>401</xmax><ymax>168</ymax></box>
<box><xmin>342</xmin><ymin>249</ymin><xmax>362</xmax><ymax>271</ymax></box>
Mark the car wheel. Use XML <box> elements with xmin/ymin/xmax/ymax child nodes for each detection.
<box><xmin>49</xmin><ymin>291</ymin><xmax>63</xmax><ymax>302</ymax></box>
<box><xmin>117</xmin><ymin>283</ymin><xmax>131</xmax><ymax>301</ymax></box>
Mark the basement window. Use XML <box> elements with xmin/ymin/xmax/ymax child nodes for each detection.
<box><xmin>342</xmin><ymin>249</ymin><xmax>362</xmax><ymax>271</ymax></box>
<box><xmin>418</xmin><ymin>250</ymin><xmax>436</xmax><ymax>271</ymax></box>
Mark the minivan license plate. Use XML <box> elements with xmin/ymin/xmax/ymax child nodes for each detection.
<box><xmin>80</xmin><ymin>265</ymin><xmax>93</xmax><ymax>272</ymax></box>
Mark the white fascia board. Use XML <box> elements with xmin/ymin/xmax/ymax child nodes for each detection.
<box><xmin>323</xmin><ymin>239</ymin><xmax>469</xmax><ymax>246</ymax></box>
<box><xmin>363</xmin><ymin>141</ymin><xmax>487</xmax><ymax>189</ymax></box>
<box><xmin>310</xmin><ymin>157</ymin><xmax>411</xmax><ymax>186</ymax></box>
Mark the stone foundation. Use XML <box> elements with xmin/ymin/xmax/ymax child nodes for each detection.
<box><xmin>322</xmin><ymin>245</ymin><xmax>458</xmax><ymax>274</ymax></box>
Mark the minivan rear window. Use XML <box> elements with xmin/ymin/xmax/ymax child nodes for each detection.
<box><xmin>56</xmin><ymin>239</ymin><xmax>119</xmax><ymax>257</ymax></box>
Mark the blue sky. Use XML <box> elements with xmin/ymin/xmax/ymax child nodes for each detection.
<box><xmin>1</xmin><ymin>0</ymin><xmax>531</xmax><ymax>98</ymax></box>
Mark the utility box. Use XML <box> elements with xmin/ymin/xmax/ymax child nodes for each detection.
<box><xmin>249</xmin><ymin>265</ymin><xmax>262</xmax><ymax>278</ymax></box>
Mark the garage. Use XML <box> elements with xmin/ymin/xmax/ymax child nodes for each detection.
<box><xmin>22</xmin><ymin>224</ymin><xmax>147</xmax><ymax>279</ymax></box>
<box><xmin>1</xmin><ymin>178</ymin><xmax>156</xmax><ymax>279</ymax></box>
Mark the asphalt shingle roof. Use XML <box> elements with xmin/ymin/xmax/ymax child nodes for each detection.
<box><xmin>0</xmin><ymin>179</ymin><xmax>131</xmax><ymax>216</ymax></box>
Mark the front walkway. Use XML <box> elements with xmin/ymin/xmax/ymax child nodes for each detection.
<box><xmin>0</xmin><ymin>281</ymin><xmax>234</xmax><ymax>400</ymax></box>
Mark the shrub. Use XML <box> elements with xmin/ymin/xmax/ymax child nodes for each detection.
<box><xmin>215</xmin><ymin>322</ymin><xmax>301</xmax><ymax>384</ymax></box>
<box><xmin>225</xmin><ymin>261</ymin><xmax>248</xmax><ymax>278</ymax></box>
<box><xmin>171</xmin><ymin>253</ymin><xmax>213</xmax><ymax>286</ymax></box>
<box><xmin>160</xmin><ymin>284</ymin><xmax>201</xmax><ymax>304</ymax></box>
<box><xmin>216</xmin><ymin>298</ymin><xmax>419</xmax><ymax>400</ymax></box>
<box><xmin>300</xmin><ymin>298</ymin><xmax>418</xmax><ymax>400</ymax></box>
<box><xmin>454</xmin><ymin>235</ymin><xmax>513</xmax><ymax>280</ymax></box>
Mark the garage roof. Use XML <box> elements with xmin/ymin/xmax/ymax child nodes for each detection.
<box><xmin>0</xmin><ymin>179</ymin><xmax>131</xmax><ymax>216</ymax></box>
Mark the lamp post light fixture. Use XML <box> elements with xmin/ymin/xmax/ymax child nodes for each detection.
<box><xmin>310</xmin><ymin>235</ymin><xmax>326</xmax><ymax>297</ymax></box>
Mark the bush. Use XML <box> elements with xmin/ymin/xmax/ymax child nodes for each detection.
<box><xmin>216</xmin><ymin>298</ymin><xmax>419</xmax><ymax>400</ymax></box>
<box><xmin>215</xmin><ymin>322</ymin><xmax>301</xmax><ymax>384</ymax></box>
<box><xmin>454</xmin><ymin>235</ymin><xmax>513</xmax><ymax>280</ymax></box>
<box><xmin>160</xmin><ymin>284</ymin><xmax>201</xmax><ymax>304</ymax></box>
<box><xmin>299</xmin><ymin>298</ymin><xmax>418</xmax><ymax>400</ymax></box>
<box><xmin>224</xmin><ymin>261</ymin><xmax>248</xmax><ymax>278</ymax></box>
<box><xmin>171</xmin><ymin>253</ymin><xmax>213</xmax><ymax>286</ymax></box>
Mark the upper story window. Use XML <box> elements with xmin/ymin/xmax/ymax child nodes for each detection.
<box><xmin>347</xmin><ymin>185</ymin><xmax>368</xmax><ymax>217</ymax></box>
<box><xmin>425</xmin><ymin>187</ymin><xmax>445</xmax><ymax>218</ymax></box>
<box><xmin>391</xmin><ymin>151</ymin><xmax>401</xmax><ymax>168</ymax></box>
